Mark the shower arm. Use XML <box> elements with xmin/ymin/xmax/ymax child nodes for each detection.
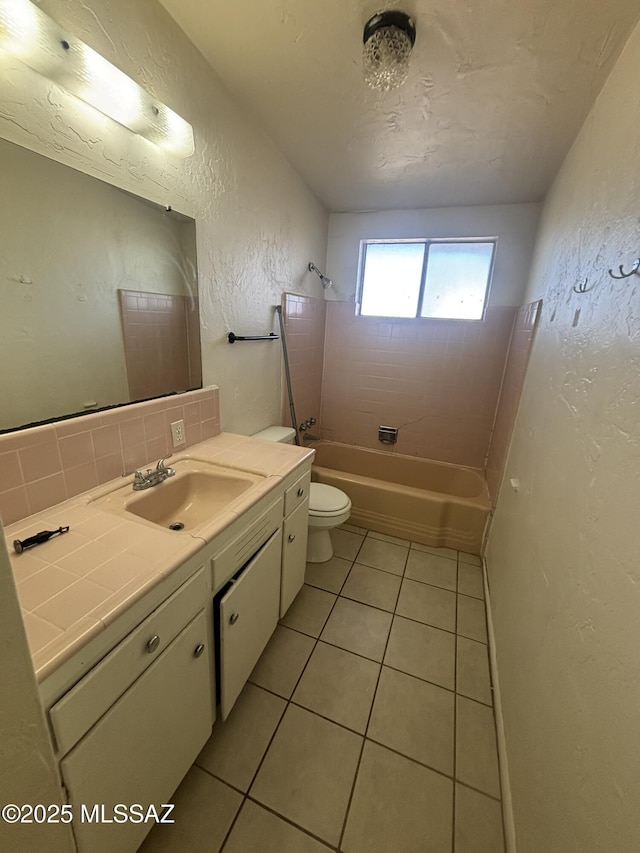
<box><xmin>308</xmin><ymin>262</ymin><xmax>333</xmax><ymax>289</ymax></box>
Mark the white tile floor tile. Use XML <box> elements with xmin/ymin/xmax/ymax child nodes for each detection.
<box><xmin>292</xmin><ymin>641</ymin><xmax>380</xmax><ymax>733</ymax></box>
<box><xmin>196</xmin><ymin>683</ymin><xmax>285</xmax><ymax>791</ymax></box>
<box><xmin>249</xmin><ymin>624</ymin><xmax>315</xmax><ymax>698</ymax></box>
<box><xmin>396</xmin><ymin>577</ymin><xmax>457</xmax><ymax>632</ymax></box>
<box><xmin>320</xmin><ymin>597</ymin><xmax>393</xmax><ymax>662</ymax></box>
<box><xmin>341</xmin><ymin>562</ymin><xmax>402</xmax><ymax>612</ymax></box>
<box><xmin>250</xmin><ymin>704</ymin><xmax>362</xmax><ymax>846</ymax></box>
<box><xmin>158</xmin><ymin>527</ymin><xmax>504</xmax><ymax>853</ymax></box>
<box><xmin>405</xmin><ymin>549</ymin><xmax>458</xmax><ymax>590</ymax></box>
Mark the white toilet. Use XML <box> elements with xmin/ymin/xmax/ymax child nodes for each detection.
<box><xmin>252</xmin><ymin>426</ymin><xmax>352</xmax><ymax>563</ymax></box>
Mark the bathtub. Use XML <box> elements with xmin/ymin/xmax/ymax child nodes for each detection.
<box><xmin>311</xmin><ymin>441</ymin><xmax>490</xmax><ymax>555</ymax></box>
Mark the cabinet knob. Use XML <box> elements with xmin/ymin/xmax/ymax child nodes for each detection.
<box><xmin>288</xmin><ymin>533</ymin><xmax>296</xmax><ymax>543</ymax></box>
<box><xmin>146</xmin><ymin>635</ymin><xmax>160</xmax><ymax>654</ymax></box>
<box><xmin>193</xmin><ymin>643</ymin><xmax>205</xmax><ymax>658</ymax></box>
<box><xmin>229</xmin><ymin>612</ymin><xmax>239</xmax><ymax>625</ymax></box>
<box><xmin>297</xmin><ymin>488</ymin><xmax>304</xmax><ymax>497</ymax></box>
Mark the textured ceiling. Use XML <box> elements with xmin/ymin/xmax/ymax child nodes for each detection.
<box><xmin>159</xmin><ymin>0</ymin><xmax>640</xmax><ymax>213</ymax></box>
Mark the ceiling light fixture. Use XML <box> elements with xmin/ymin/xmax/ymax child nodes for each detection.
<box><xmin>362</xmin><ymin>10</ymin><xmax>416</xmax><ymax>92</ymax></box>
<box><xmin>0</xmin><ymin>0</ymin><xmax>194</xmax><ymax>157</ymax></box>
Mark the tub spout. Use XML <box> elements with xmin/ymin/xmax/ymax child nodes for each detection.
<box><xmin>302</xmin><ymin>433</ymin><xmax>321</xmax><ymax>442</ymax></box>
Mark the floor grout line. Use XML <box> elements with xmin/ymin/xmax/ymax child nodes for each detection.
<box><xmin>209</xmin><ymin>529</ymin><xmax>498</xmax><ymax>852</ymax></box>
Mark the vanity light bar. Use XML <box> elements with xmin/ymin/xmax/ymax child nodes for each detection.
<box><xmin>0</xmin><ymin>0</ymin><xmax>194</xmax><ymax>158</ymax></box>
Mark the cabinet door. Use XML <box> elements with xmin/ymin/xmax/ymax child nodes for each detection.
<box><xmin>61</xmin><ymin>611</ymin><xmax>213</xmax><ymax>853</ymax></box>
<box><xmin>281</xmin><ymin>497</ymin><xmax>309</xmax><ymax>617</ymax></box>
<box><xmin>219</xmin><ymin>528</ymin><xmax>282</xmax><ymax>719</ymax></box>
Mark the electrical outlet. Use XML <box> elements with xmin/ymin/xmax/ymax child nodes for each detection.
<box><xmin>170</xmin><ymin>419</ymin><xmax>185</xmax><ymax>448</ymax></box>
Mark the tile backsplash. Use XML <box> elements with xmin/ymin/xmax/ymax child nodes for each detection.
<box><xmin>0</xmin><ymin>387</ymin><xmax>220</xmax><ymax>526</ymax></box>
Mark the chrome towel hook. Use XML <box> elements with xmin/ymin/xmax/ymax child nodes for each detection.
<box><xmin>608</xmin><ymin>257</ymin><xmax>640</xmax><ymax>280</ymax></box>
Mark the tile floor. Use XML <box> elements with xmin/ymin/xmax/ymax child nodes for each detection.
<box><xmin>140</xmin><ymin>525</ymin><xmax>505</xmax><ymax>853</ymax></box>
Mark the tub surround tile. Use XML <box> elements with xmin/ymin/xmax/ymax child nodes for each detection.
<box><xmin>0</xmin><ymin>486</ymin><xmax>32</xmax><ymax>526</ymax></box>
<box><xmin>249</xmin><ymin>625</ymin><xmax>315</xmax><ymax>698</ymax></box>
<box><xmin>292</xmin><ymin>641</ymin><xmax>380</xmax><ymax>734</ymax></box>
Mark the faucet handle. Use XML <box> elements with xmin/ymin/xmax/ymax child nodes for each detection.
<box><xmin>156</xmin><ymin>454</ymin><xmax>173</xmax><ymax>470</ymax></box>
<box><xmin>133</xmin><ymin>470</ymin><xmax>147</xmax><ymax>485</ymax></box>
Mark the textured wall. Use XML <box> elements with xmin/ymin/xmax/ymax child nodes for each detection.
<box><xmin>325</xmin><ymin>204</ymin><xmax>540</xmax><ymax>304</ymax></box>
<box><xmin>486</xmin><ymin>19</ymin><xmax>640</xmax><ymax>853</ymax></box>
<box><xmin>0</xmin><ymin>0</ymin><xmax>328</xmax><ymax>437</ymax></box>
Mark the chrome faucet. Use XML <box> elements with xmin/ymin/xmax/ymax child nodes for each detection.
<box><xmin>132</xmin><ymin>456</ymin><xmax>176</xmax><ymax>490</ymax></box>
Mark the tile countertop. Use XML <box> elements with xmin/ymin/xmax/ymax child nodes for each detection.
<box><xmin>3</xmin><ymin>433</ymin><xmax>314</xmax><ymax>683</ymax></box>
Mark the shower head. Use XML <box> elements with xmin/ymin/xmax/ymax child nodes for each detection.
<box><xmin>308</xmin><ymin>262</ymin><xmax>333</xmax><ymax>289</ymax></box>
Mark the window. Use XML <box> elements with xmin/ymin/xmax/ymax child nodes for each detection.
<box><xmin>358</xmin><ymin>239</ymin><xmax>496</xmax><ymax>320</ymax></box>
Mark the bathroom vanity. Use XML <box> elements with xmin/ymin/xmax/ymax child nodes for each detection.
<box><xmin>7</xmin><ymin>432</ymin><xmax>312</xmax><ymax>853</ymax></box>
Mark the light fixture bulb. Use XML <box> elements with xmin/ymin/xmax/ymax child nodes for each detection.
<box><xmin>0</xmin><ymin>0</ymin><xmax>194</xmax><ymax>157</ymax></box>
<box><xmin>363</xmin><ymin>10</ymin><xmax>416</xmax><ymax>92</ymax></box>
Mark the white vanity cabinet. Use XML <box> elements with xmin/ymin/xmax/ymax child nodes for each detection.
<box><xmin>39</xmin><ymin>456</ymin><xmax>312</xmax><ymax>853</ymax></box>
<box><xmin>217</xmin><ymin>527</ymin><xmax>282</xmax><ymax>718</ymax></box>
<box><xmin>50</xmin><ymin>569</ymin><xmax>213</xmax><ymax>853</ymax></box>
<box><xmin>280</xmin><ymin>469</ymin><xmax>311</xmax><ymax>616</ymax></box>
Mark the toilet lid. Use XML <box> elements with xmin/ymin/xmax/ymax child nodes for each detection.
<box><xmin>309</xmin><ymin>483</ymin><xmax>351</xmax><ymax>514</ymax></box>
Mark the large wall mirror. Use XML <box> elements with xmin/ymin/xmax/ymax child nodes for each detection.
<box><xmin>0</xmin><ymin>137</ymin><xmax>201</xmax><ymax>432</ymax></box>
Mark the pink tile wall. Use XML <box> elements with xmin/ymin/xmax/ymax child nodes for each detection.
<box><xmin>119</xmin><ymin>290</ymin><xmax>194</xmax><ymax>400</ymax></box>
<box><xmin>320</xmin><ymin>301</ymin><xmax>517</xmax><ymax>468</ymax></box>
<box><xmin>282</xmin><ymin>293</ymin><xmax>327</xmax><ymax>433</ymax></box>
<box><xmin>485</xmin><ymin>300</ymin><xmax>542</xmax><ymax>505</ymax></box>
<box><xmin>0</xmin><ymin>387</ymin><xmax>220</xmax><ymax>526</ymax></box>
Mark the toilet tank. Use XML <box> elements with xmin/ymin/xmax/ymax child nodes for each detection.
<box><xmin>252</xmin><ymin>426</ymin><xmax>296</xmax><ymax>444</ymax></box>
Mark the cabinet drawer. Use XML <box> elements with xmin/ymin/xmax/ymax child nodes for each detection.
<box><xmin>211</xmin><ymin>496</ymin><xmax>282</xmax><ymax>589</ymax></box>
<box><xmin>61</xmin><ymin>610</ymin><xmax>213</xmax><ymax>853</ymax></box>
<box><xmin>284</xmin><ymin>469</ymin><xmax>311</xmax><ymax>517</ymax></box>
<box><xmin>50</xmin><ymin>567</ymin><xmax>209</xmax><ymax>756</ymax></box>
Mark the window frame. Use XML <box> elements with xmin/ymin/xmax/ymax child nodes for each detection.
<box><xmin>357</xmin><ymin>237</ymin><xmax>497</xmax><ymax>322</ymax></box>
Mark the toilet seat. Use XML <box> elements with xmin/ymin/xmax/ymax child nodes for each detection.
<box><xmin>309</xmin><ymin>483</ymin><xmax>351</xmax><ymax>516</ymax></box>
